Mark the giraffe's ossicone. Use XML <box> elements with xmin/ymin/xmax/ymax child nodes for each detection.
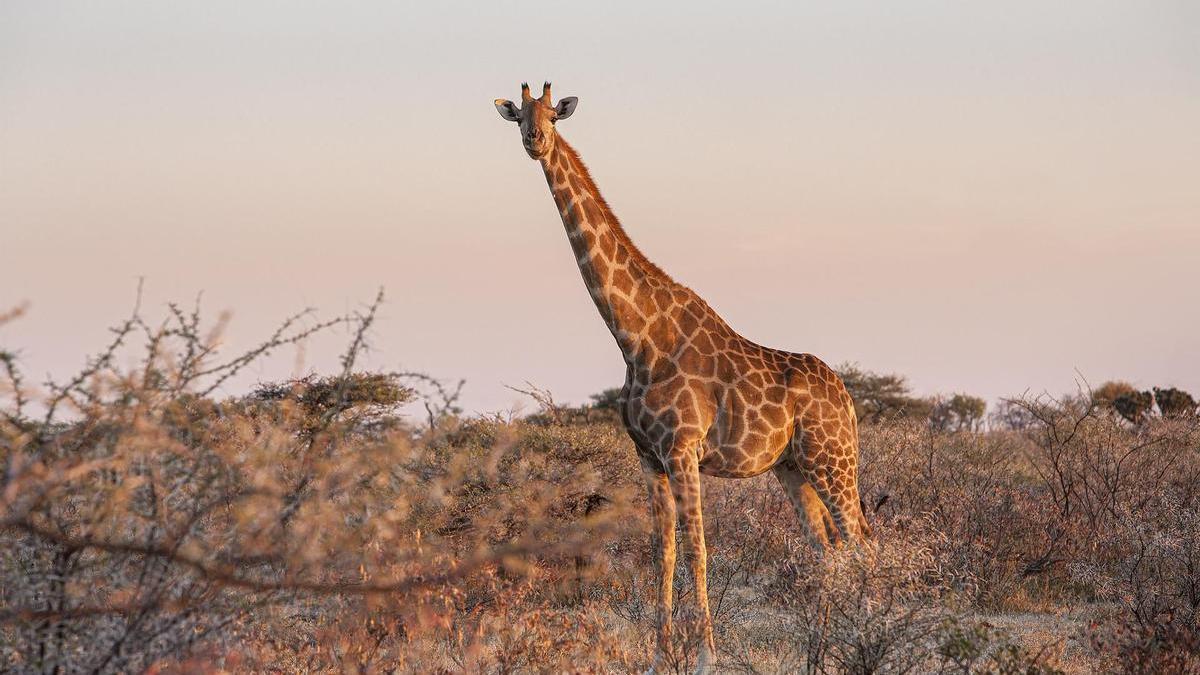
<box><xmin>494</xmin><ymin>82</ymin><xmax>870</xmax><ymax>674</ymax></box>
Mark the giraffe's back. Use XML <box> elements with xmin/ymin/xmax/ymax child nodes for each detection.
<box><xmin>620</xmin><ymin>284</ymin><xmax>854</xmax><ymax>478</ymax></box>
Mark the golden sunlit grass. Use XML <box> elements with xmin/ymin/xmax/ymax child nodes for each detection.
<box><xmin>1</xmin><ymin>296</ymin><xmax>1198</xmax><ymax>673</ymax></box>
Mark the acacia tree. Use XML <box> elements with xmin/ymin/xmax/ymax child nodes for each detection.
<box><xmin>836</xmin><ymin>363</ymin><xmax>933</xmax><ymax>424</ymax></box>
<box><xmin>1114</xmin><ymin>390</ymin><xmax>1155</xmax><ymax>425</ymax></box>
<box><xmin>1092</xmin><ymin>381</ymin><xmax>1136</xmax><ymax>412</ymax></box>
<box><xmin>1153</xmin><ymin>387</ymin><xmax>1197</xmax><ymax>418</ymax></box>
<box><xmin>930</xmin><ymin>393</ymin><xmax>987</xmax><ymax>432</ymax></box>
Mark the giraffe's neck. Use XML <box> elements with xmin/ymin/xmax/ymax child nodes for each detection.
<box><xmin>539</xmin><ymin>135</ymin><xmax>671</xmax><ymax>359</ymax></box>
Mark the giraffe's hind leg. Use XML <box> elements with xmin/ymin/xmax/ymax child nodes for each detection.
<box><xmin>798</xmin><ymin>434</ymin><xmax>869</xmax><ymax>543</ymax></box>
<box><xmin>772</xmin><ymin>460</ymin><xmax>839</xmax><ymax>550</ymax></box>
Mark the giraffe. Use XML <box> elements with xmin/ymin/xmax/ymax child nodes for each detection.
<box><xmin>494</xmin><ymin>82</ymin><xmax>870</xmax><ymax>673</ymax></box>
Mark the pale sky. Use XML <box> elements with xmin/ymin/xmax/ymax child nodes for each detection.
<box><xmin>2</xmin><ymin>1</ymin><xmax>1198</xmax><ymax>415</ymax></box>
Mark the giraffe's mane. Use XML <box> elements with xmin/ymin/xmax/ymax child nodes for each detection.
<box><xmin>555</xmin><ymin>136</ymin><xmax>675</xmax><ymax>284</ymax></box>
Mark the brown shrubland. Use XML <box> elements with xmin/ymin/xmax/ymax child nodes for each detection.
<box><xmin>1</xmin><ymin>298</ymin><xmax>1197</xmax><ymax>673</ymax></box>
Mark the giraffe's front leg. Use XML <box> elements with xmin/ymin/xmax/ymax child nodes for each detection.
<box><xmin>642</xmin><ymin>459</ymin><xmax>676</xmax><ymax>674</ymax></box>
<box><xmin>668</xmin><ymin>448</ymin><xmax>716</xmax><ymax>673</ymax></box>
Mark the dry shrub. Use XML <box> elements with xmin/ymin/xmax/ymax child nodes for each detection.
<box><xmin>1012</xmin><ymin>396</ymin><xmax>1200</xmax><ymax>571</ymax></box>
<box><xmin>936</xmin><ymin>619</ymin><xmax>1065</xmax><ymax>675</ymax></box>
<box><xmin>0</xmin><ymin>295</ymin><xmax>637</xmax><ymax>673</ymax></box>
<box><xmin>721</xmin><ymin>521</ymin><xmax>1062</xmax><ymax>674</ymax></box>
<box><xmin>1088</xmin><ymin>617</ymin><xmax>1200</xmax><ymax>675</ymax></box>
<box><xmin>1075</xmin><ymin>488</ymin><xmax>1200</xmax><ymax>674</ymax></box>
<box><xmin>858</xmin><ymin>398</ymin><xmax>1200</xmax><ymax>613</ymax></box>
<box><xmin>857</xmin><ymin>421</ymin><xmax>1047</xmax><ymax>609</ymax></box>
<box><xmin>474</xmin><ymin>600</ymin><xmax>635</xmax><ymax>673</ymax></box>
<box><xmin>765</xmin><ymin>522</ymin><xmax>966</xmax><ymax>674</ymax></box>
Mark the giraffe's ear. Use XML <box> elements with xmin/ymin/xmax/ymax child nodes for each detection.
<box><xmin>554</xmin><ymin>96</ymin><xmax>579</xmax><ymax>120</ymax></box>
<box><xmin>494</xmin><ymin>99</ymin><xmax>521</xmax><ymax>122</ymax></box>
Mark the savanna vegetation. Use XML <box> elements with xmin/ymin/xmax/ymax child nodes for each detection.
<box><xmin>1</xmin><ymin>296</ymin><xmax>1198</xmax><ymax>673</ymax></box>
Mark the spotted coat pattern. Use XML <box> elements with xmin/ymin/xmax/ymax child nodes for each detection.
<box><xmin>496</xmin><ymin>83</ymin><xmax>870</xmax><ymax>672</ymax></box>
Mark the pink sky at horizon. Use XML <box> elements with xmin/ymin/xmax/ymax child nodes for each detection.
<box><xmin>2</xmin><ymin>1</ymin><xmax>1198</xmax><ymax>416</ymax></box>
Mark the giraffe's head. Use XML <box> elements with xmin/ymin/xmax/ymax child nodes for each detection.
<box><xmin>494</xmin><ymin>82</ymin><xmax>578</xmax><ymax>160</ymax></box>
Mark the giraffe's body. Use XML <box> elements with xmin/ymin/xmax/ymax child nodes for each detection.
<box><xmin>495</xmin><ymin>83</ymin><xmax>869</xmax><ymax>673</ymax></box>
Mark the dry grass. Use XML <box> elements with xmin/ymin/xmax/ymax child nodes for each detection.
<box><xmin>2</xmin><ymin>298</ymin><xmax>1198</xmax><ymax>673</ymax></box>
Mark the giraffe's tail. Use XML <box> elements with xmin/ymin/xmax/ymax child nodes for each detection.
<box><xmin>844</xmin><ymin>394</ymin><xmax>872</xmax><ymax>541</ymax></box>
